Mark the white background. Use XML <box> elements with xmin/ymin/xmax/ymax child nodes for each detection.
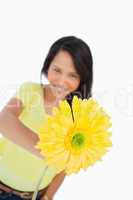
<box><xmin>0</xmin><ymin>0</ymin><xmax>133</xmax><ymax>199</ymax></box>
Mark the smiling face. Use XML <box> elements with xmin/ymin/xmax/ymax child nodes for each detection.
<box><xmin>47</xmin><ymin>50</ymin><xmax>80</xmax><ymax>100</ymax></box>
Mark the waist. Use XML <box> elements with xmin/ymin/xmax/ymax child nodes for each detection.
<box><xmin>0</xmin><ymin>181</ymin><xmax>48</xmax><ymax>199</ymax></box>
<box><xmin>0</xmin><ymin>163</ymin><xmax>54</xmax><ymax>191</ymax></box>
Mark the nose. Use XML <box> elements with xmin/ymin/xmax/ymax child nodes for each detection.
<box><xmin>56</xmin><ymin>75</ymin><xmax>68</xmax><ymax>87</ymax></box>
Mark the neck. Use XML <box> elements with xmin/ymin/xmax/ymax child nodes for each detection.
<box><xmin>43</xmin><ymin>84</ymin><xmax>59</xmax><ymax>107</ymax></box>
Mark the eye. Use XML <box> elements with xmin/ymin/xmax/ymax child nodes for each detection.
<box><xmin>70</xmin><ymin>74</ymin><xmax>79</xmax><ymax>79</ymax></box>
<box><xmin>53</xmin><ymin>68</ymin><xmax>60</xmax><ymax>73</ymax></box>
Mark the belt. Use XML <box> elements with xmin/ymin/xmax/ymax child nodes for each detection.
<box><xmin>0</xmin><ymin>181</ymin><xmax>48</xmax><ymax>199</ymax></box>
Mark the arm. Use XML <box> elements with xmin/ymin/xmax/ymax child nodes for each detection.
<box><xmin>0</xmin><ymin>98</ymin><xmax>66</xmax><ymax>199</ymax></box>
<box><xmin>0</xmin><ymin>98</ymin><xmax>43</xmax><ymax>158</ymax></box>
<box><xmin>41</xmin><ymin>171</ymin><xmax>66</xmax><ymax>200</ymax></box>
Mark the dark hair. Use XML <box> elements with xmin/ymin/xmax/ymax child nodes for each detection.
<box><xmin>40</xmin><ymin>36</ymin><xmax>93</xmax><ymax>107</ymax></box>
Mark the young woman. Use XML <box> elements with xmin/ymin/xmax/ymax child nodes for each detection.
<box><xmin>0</xmin><ymin>36</ymin><xmax>93</xmax><ymax>200</ymax></box>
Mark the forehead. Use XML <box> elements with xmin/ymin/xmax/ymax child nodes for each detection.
<box><xmin>50</xmin><ymin>50</ymin><xmax>77</xmax><ymax>73</ymax></box>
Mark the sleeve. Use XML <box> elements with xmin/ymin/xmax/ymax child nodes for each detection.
<box><xmin>14</xmin><ymin>82</ymin><xmax>34</xmax><ymax>109</ymax></box>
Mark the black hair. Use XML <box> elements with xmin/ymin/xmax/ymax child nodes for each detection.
<box><xmin>40</xmin><ymin>36</ymin><xmax>93</xmax><ymax>107</ymax></box>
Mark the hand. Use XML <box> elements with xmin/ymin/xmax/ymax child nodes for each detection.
<box><xmin>40</xmin><ymin>197</ymin><xmax>53</xmax><ymax>200</ymax></box>
<box><xmin>40</xmin><ymin>194</ymin><xmax>53</xmax><ymax>200</ymax></box>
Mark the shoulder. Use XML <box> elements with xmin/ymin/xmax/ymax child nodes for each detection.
<box><xmin>14</xmin><ymin>81</ymin><xmax>43</xmax><ymax>106</ymax></box>
<box><xmin>16</xmin><ymin>81</ymin><xmax>43</xmax><ymax>92</ymax></box>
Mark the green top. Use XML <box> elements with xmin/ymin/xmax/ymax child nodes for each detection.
<box><xmin>0</xmin><ymin>82</ymin><xmax>58</xmax><ymax>191</ymax></box>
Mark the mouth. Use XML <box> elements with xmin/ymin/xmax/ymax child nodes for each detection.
<box><xmin>51</xmin><ymin>84</ymin><xmax>69</xmax><ymax>95</ymax></box>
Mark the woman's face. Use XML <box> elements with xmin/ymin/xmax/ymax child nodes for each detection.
<box><xmin>47</xmin><ymin>50</ymin><xmax>80</xmax><ymax>100</ymax></box>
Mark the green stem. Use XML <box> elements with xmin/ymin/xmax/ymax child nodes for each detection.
<box><xmin>32</xmin><ymin>166</ymin><xmax>48</xmax><ymax>200</ymax></box>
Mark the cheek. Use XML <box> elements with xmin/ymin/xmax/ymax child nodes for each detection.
<box><xmin>47</xmin><ymin>71</ymin><xmax>58</xmax><ymax>82</ymax></box>
<box><xmin>67</xmin><ymin>79</ymin><xmax>80</xmax><ymax>92</ymax></box>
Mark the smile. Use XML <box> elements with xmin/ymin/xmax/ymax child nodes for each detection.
<box><xmin>52</xmin><ymin>85</ymin><xmax>68</xmax><ymax>93</ymax></box>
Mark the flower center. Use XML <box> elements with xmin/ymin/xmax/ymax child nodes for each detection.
<box><xmin>71</xmin><ymin>133</ymin><xmax>85</xmax><ymax>149</ymax></box>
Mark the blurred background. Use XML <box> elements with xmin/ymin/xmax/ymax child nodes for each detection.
<box><xmin>0</xmin><ymin>0</ymin><xmax>133</xmax><ymax>199</ymax></box>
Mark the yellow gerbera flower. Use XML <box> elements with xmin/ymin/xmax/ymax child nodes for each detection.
<box><xmin>36</xmin><ymin>96</ymin><xmax>112</xmax><ymax>175</ymax></box>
